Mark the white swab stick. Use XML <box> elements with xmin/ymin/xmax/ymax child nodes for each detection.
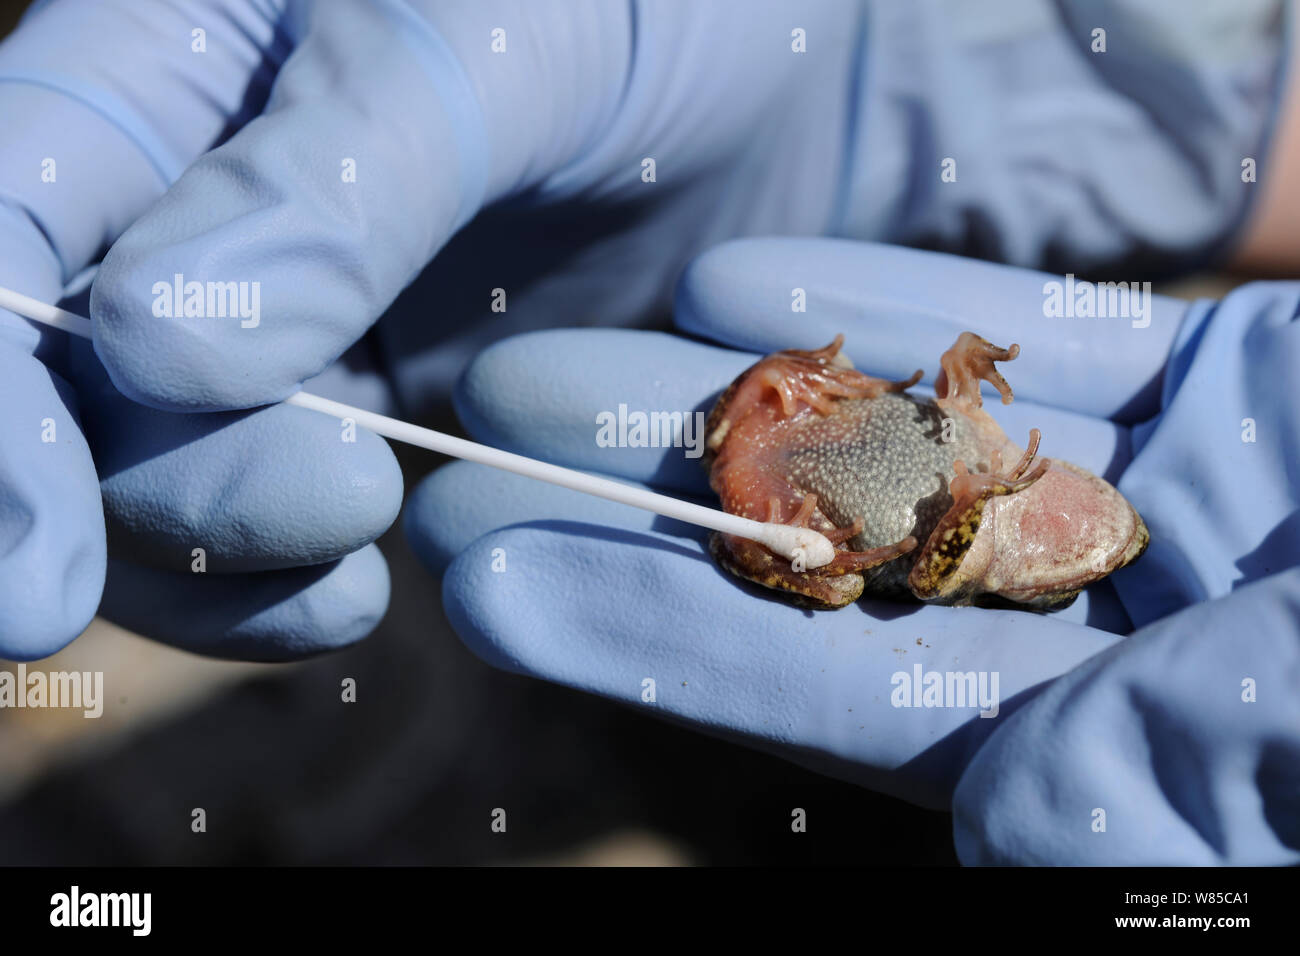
<box><xmin>0</xmin><ymin>285</ymin><xmax>839</xmax><ymax>569</ymax></box>
<box><xmin>0</xmin><ymin>284</ymin><xmax>94</xmax><ymax>339</ymax></box>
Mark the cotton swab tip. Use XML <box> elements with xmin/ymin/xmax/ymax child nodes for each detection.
<box><xmin>755</xmin><ymin>525</ymin><xmax>838</xmax><ymax>569</ymax></box>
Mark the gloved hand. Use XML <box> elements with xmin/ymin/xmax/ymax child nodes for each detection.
<box><xmin>0</xmin><ymin>236</ymin><xmax>400</xmax><ymax>661</ymax></box>
<box><xmin>0</xmin><ymin>3</ymin><xmax>403</xmax><ymax>659</ymax></box>
<box><xmin>406</xmin><ymin>239</ymin><xmax>1300</xmax><ymax>865</ymax></box>
<box><xmin>0</xmin><ymin>0</ymin><xmax>1283</xmax><ymax>658</ymax></box>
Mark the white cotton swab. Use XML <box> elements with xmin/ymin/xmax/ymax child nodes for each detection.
<box><xmin>0</xmin><ymin>284</ymin><xmax>839</xmax><ymax>570</ymax></box>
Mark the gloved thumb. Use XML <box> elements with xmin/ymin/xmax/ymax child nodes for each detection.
<box><xmin>91</xmin><ymin>0</ymin><xmax>633</xmax><ymax>412</ymax></box>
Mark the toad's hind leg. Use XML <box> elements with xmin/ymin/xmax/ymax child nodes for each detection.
<box><xmin>907</xmin><ymin>430</ymin><xmax>1049</xmax><ymax>603</ymax></box>
<box><xmin>712</xmin><ymin>493</ymin><xmax>916</xmax><ymax>609</ymax></box>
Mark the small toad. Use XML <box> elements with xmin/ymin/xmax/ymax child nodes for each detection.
<box><xmin>704</xmin><ymin>332</ymin><xmax>1148</xmax><ymax>609</ymax></box>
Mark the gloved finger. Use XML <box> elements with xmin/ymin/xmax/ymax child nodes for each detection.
<box><xmin>674</xmin><ymin>238</ymin><xmax>1196</xmax><ymax>423</ymax></box>
<box><xmin>97</xmin><ymin>544</ymin><xmax>390</xmax><ymax>662</ymax></box>
<box><xmin>455</xmin><ymin>329</ymin><xmax>742</xmax><ymax>498</ymax></box>
<box><xmin>91</xmin><ymin>0</ymin><xmax>646</xmax><ymax>413</ymax></box>
<box><xmin>0</xmin><ymin>0</ymin><xmax>296</xmax><ymax>657</ymax></box>
<box><xmin>90</xmin><ymin>1</ymin><xmax>498</xmax><ymax>412</ymax></box>
<box><xmin>68</xmin><ymin>342</ymin><xmax>402</xmax><ymax>574</ymax></box>
<box><xmin>408</xmin><ymin>459</ymin><xmax>1135</xmax><ymax>633</ymax></box>
<box><xmin>953</xmin><ymin>569</ymin><xmax>1300</xmax><ymax>865</ymax></box>
<box><xmin>0</xmin><ymin>0</ymin><xmax>288</xmax><ymax>289</ymax></box>
<box><xmin>405</xmin><ymin>460</ymin><xmax>706</xmax><ymax>578</ymax></box>
<box><xmin>0</xmin><ymin>222</ymin><xmax>104</xmax><ymax>661</ymax></box>
<box><xmin>441</xmin><ymin>520</ymin><xmax>1121</xmax><ymax>809</ymax></box>
<box><xmin>455</xmin><ymin>328</ymin><xmax>1138</xmax><ymax>497</ymax></box>
<box><xmin>1114</xmin><ymin>281</ymin><xmax>1300</xmax><ymax>627</ymax></box>
<box><xmin>0</xmin><ymin>345</ymin><xmax>104</xmax><ymax>660</ymax></box>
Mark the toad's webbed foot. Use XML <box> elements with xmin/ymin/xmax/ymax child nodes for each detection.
<box><xmin>935</xmin><ymin>331</ymin><xmax>1020</xmax><ymax>413</ymax></box>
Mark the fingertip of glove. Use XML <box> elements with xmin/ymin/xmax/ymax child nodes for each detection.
<box><xmin>403</xmin><ymin>465</ymin><xmax>462</xmax><ymax>577</ymax></box>
<box><xmin>452</xmin><ymin>328</ymin><xmax>599</xmax><ymax>442</ymax></box>
<box><xmin>439</xmin><ymin>523</ymin><xmax>627</xmax><ymax>676</ymax></box>
<box><xmin>439</xmin><ymin>522</ymin><xmax>717</xmax><ymax>682</ymax></box>
<box><xmin>0</xmin><ymin>590</ymin><xmax>102</xmax><ymax>662</ymax></box>
<box><xmin>90</xmin><ymin>268</ymin><xmax>224</xmax><ymax>414</ymax></box>
<box><xmin>99</xmin><ymin>545</ymin><xmax>391</xmax><ymax>661</ymax></box>
<box><xmin>405</xmin><ymin>461</ymin><xmax>675</xmax><ymax>580</ymax></box>
<box><xmin>674</xmin><ymin>237</ymin><xmax>808</xmax><ymax>343</ymax></box>
<box><xmin>0</xmin><ymin>513</ymin><xmax>105</xmax><ymax>660</ymax></box>
<box><xmin>439</xmin><ymin>533</ymin><xmax>534</xmax><ymax>676</ymax></box>
<box><xmin>271</xmin><ymin>405</ymin><xmax>404</xmax><ymax>560</ymax></box>
<box><xmin>90</xmin><ymin>247</ymin><xmax>295</xmax><ymax>413</ymax></box>
<box><xmin>0</xmin><ymin>363</ymin><xmax>107</xmax><ymax>659</ymax></box>
<box><xmin>453</xmin><ymin>328</ymin><xmax>745</xmax><ymax>495</ymax></box>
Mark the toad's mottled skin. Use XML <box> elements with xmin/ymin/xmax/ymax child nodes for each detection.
<box><xmin>704</xmin><ymin>333</ymin><xmax>1148</xmax><ymax>609</ymax></box>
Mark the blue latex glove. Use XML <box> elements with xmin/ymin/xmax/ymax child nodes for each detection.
<box><xmin>407</xmin><ymin>239</ymin><xmax>1300</xmax><ymax>864</ymax></box>
<box><xmin>0</xmin><ymin>254</ymin><xmax>400</xmax><ymax>661</ymax></box>
<box><xmin>84</xmin><ymin>0</ymin><xmax>1286</xmax><ymax>412</ymax></box>
<box><xmin>0</xmin><ymin>0</ymin><xmax>1284</xmax><ymax>657</ymax></box>
<box><xmin>0</xmin><ymin>2</ymin><xmax>401</xmax><ymax>658</ymax></box>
